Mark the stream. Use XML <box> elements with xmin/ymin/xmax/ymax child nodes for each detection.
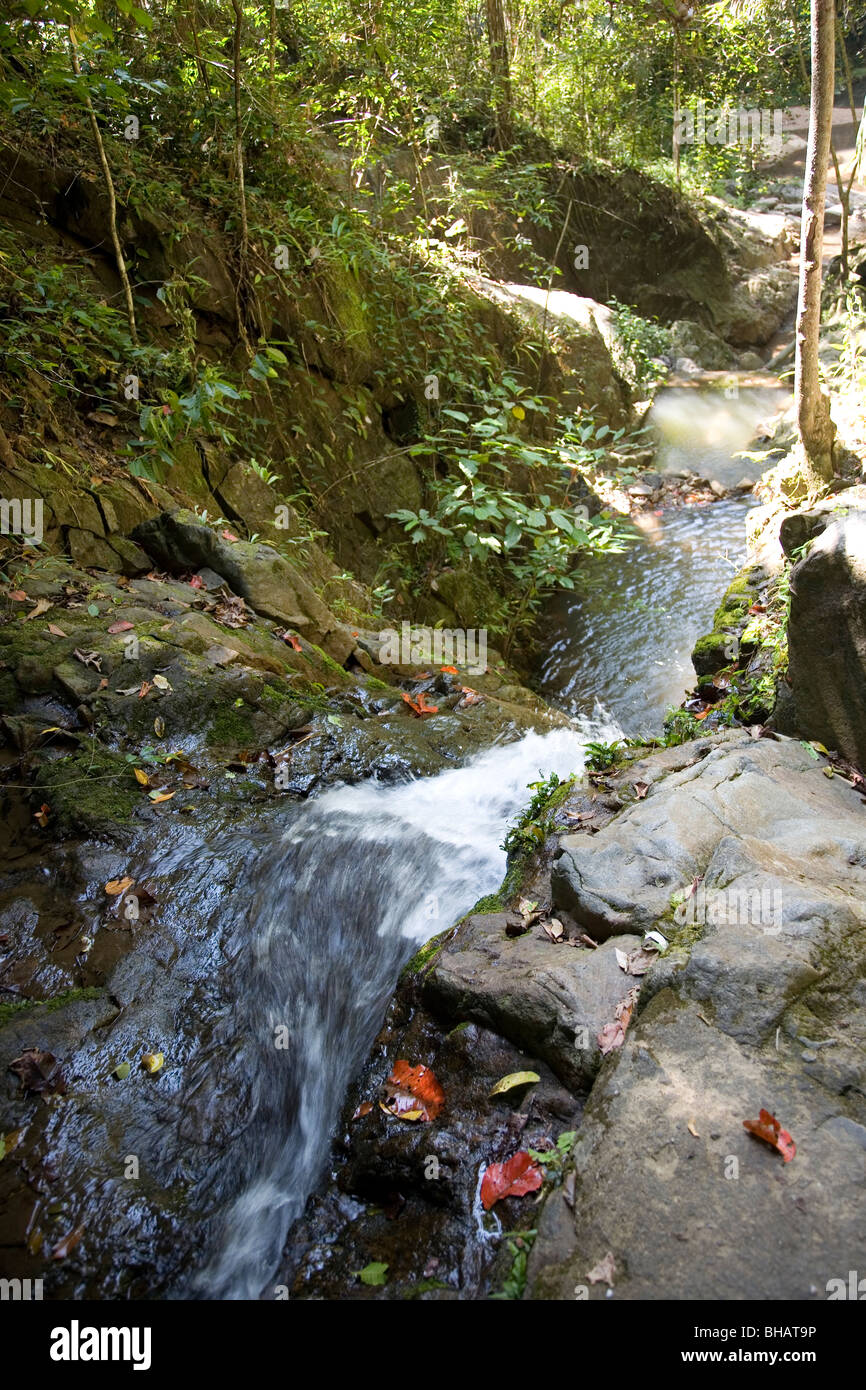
<box><xmin>179</xmin><ymin>380</ymin><xmax>781</xmax><ymax>1297</ymax></box>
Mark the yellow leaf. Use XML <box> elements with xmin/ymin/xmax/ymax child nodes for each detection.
<box><xmin>105</xmin><ymin>876</ymin><xmax>134</xmax><ymax>896</ymax></box>
<box><xmin>133</xmin><ymin>768</ymin><xmax>150</xmax><ymax>786</ymax></box>
<box><xmin>141</xmin><ymin>1052</ymin><xmax>164</xmax><ymax>1074</ymax></box>
<box><xmin>511</xmin><ymin>404</ymin><xmax>525</xmax><ymax>420</ymax></box>
<box><xmin>149</xmin><ymin>791</ymin><xmax>175</xmax><ymax>804</ymax></box>
<box><xmin>489</xmin><ymin>1070</ymin><xmax>541</xmax><ymax>1097</ymax></box>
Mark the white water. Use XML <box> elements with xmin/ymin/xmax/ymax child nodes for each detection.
<box><xmin>194</xmin><ymin>717</ymin><xmax>619</xmax><ymax>1298</ymax></box>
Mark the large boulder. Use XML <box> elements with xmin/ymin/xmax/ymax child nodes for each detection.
<box><xmin>525</xmin><ymin>733</ymin><xmax>866</xmax><ymax>1300</ymax></box>
<box><xmin>786</xmin><ymin>508</ymin><xmax>866</xmax><ymax>768</ymax></box>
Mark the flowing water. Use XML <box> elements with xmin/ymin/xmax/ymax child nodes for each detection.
<box><xmin>183</xmin><ymin>380</ymin><xmax>778</xmax><ymax>1297</ymax></box>
<box><xmin>537</xmin><ymin>382</ymin><xmax>789</xmax><ymax>733</ymax></box>
<box><xmin>191</xmin><ymin>720</ymin><xmax>619</xmax><ymax>1299</ymax></box>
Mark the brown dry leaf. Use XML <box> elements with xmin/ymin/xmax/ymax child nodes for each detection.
<box><xmin>138</xmin><ymin>680</ymin><xmax>152</xmax><ymax>698</ymax></box>
<box><xmin>52</xmin><ymin>1224</ymin><xmax>85</xmax><ymax>1260</ymax></box>
<box><xmin>688</xmin><ymin>1118</ymin><xmax>700</xmax><ymax>1138</ymax></box>
<box><xmin>352</xmin><ymin>1101</ymin><xmax>373</xmax><ymax>1121</ymax></box>
<box><xmin>542</xmin><ymin>917</ymin><xmax>565</xmax><ymax>943</ymax></box>
<box><xmin>615</xmin><ymin>945</ymin><xmax>658</xmax><ymax>977</ymax></box>
<box><xmin>73</xmin><ymin>648</ymin><xmax>102</xmax><ymax>670</ymax></box>
<box><xmin>107</xmin><ymin>620</ymin><xmax>134</xmax><ymax>634</ymax></box>
<box><xmin>633</xmin><ymin>781</ymin><xmax>649</xmax><ymax>799</ymax></box>
<box><xmin>33</xmin><ymin>803</ymin><xmax>50</xmax><ymax>828</ymax></box>
<box><xmin>9</xmin><ymin>1048</ymin><xmax>66</xmax><ymax>1096</ymax></box>
<box><xmin>586</xmin><ymin>1251</ymin><xmax>616</xmax><ymax>1287</ymax></box>
<box><xmin>47</xmin><ymin>623</ymin><xmax>68</xmax><ymax>638</ymax></box>
<box><xmin>597</xmin><ymin>987</ymin><xmax>639</xmax><ymax>1055</ymax></box>
<box><xmin>154</xmin><ymin>716</ymin><xmax>165</xmax><ymax>738</ymax></box>
<box><xmin>24</xmin><ymin>597</ymin><xmax>51</xmax><ymax>621</ymax></box>
<box><xmin>8</xmin><ymin>589</ymin><xmax>27</xmax><ymax>602</ymax></box>
<box><xmin>105</xmin><ymin>876</ymin><xmax>134</xmax><ymax>896</ymax></box>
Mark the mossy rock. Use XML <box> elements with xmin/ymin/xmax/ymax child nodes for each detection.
<box><xmin>35</xmin><ymin>747</ymin><xmax>141</xmax><ymax>835</ymax></box>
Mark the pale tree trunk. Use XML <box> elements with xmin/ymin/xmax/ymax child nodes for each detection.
<box><xmin>795</xmin><ymin>0</ymin><xmax>836</xmax><ymax>485</ymax></box>
<box><xmin>485</xmin><ymin>0</ymin><xmax>512</xmax><ymax>149</ymax></box>
<box><xmin>69</xmin><ymin>28</ymin><xmax>138</xmax><ymax>345</ymax></box>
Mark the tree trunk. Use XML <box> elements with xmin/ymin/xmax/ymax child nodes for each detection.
<box><xmin>795</xmin><ymin>0</ymin><xmax>836</xmax><ymax>485</ymax></box>
<box><xmin>68</xmin><ymin>28</ymin><xmax>138</xmax><ymax>345</ymax></box>
<box><xmin>485</xmin><ymin>0</ymin><xmax>512</xmax><ymax>149</ymax></box>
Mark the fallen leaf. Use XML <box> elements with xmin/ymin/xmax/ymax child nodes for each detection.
<box><xmin>138</xmin><ymin>680</ymin><xmax>152</xmax><ymax>698</ymax></box>
<box><xmin>153</xmin><ymin>716</ymin><xmax>165</xmax><ymax>738</ymax></box>
<box><xmin>9</xmin><ymin>1048</ymin><xmax>66</xmax><ymax>1096</ymax></box>
<box><xmin>148</xmin><ymin>791</ymin><xmax>175</xmax><ymax>804</ymax></box>
<box><xmin>33</xmin><ymin>803</ymin><xmax>50</xmax><ymax>827</ymax></box>
<box><xmin>105</xmin><ymin>876</ymin><xmax>134</xmax><ymax>895</ymax></box>
<box><xmin>542</xmin><ymin>917</ymin><xmax>565</xmax><ymax>943</ymax></box>
<box><xmin>282</xmin><ymin>632</ymin><xmax>303</xmax><ymax>652</ymax></box>
<box><xmin>633</xmin><ymin>781</ymin><xmax>649</xmax><ymax>799</ymax></box>
<box><xmin>47</xmin><ymin>623</ymin><xmax>68</xmax><ymax>637</ymax></box>
<box><xmin>587</xmin><ymin>1251</ymin><xmax>616</xmax><ymax>1287</ymax></box>
<box><xmin>25</xmin><ymin>597</ymin><xmax>51</xmax><ymax>621</ymax></box>
<box><xmin>459</xmin><ymin>685</ymin><xmax>483</xmax><ymax>705</ymax></box>
<box><xmin>402</xmin><ymin>691</ymin><xmax>438</xmax><ymax>717</ymax></box>
<box><xmin>0</xmin><ymin>1128</ymin><xmax>23</xmax><ymax>1161</ymax></box>
<box><xmin>221</xmin><ymin>529</ymin><xmax>240</xmax><ymax>542</ymax></box>
<box><xmin>358</xmin><ymin>1261</ymin><xmax>388</xmax><ymax>1286</ymax></box>
<box><xmin>107</xmin><ymin>620</ymin><xmax>134</xmax><ymax>634</ymax></box>
<box><xmin>480</xmin><ymin>1151</ymin><xmax>544</xmax><ymax>1210</ymax></box>
<box><xmin>114</xmin><ymin>1062</ymin><xmax>131</xmax><ymax>1081</ymax></box>
<box><xmin>189</xmin><ymin>574</ymin><xmax>205</xmax><ymax>590</ymax></box>
<box><xmin>440</xmin><ymin>665</ymin><xmax>458</xmax><ymax>674</ymax></box>
<box><xmin>8</xmin><ymin>590</ymin><xmax>27</xmax><ymax>601</ymax></box>
<box><xmin>382</xmin><ymin>1059</ymin><xmax>444</xmax><ymax>1122</ymax></box>
<box><xmin>616</xmin><ymin>945</ymin><xmax>658</xmax><ymax>976</ymax></box>
<box><xmin>597</xmin><ymin>987</ymin><xmax>639</xmax><ymax>1055</ymax></box>
<box><xmin>352</xmin><ymin>1100</ymin><xmax>373</xmax><ymax>1120</ymax></box>
<box><xmin>152</xmin><ymin>674</ymin><xmax>172</xmax><ymax>691</ymax></box>
<box><xmin>73</xmin><ymin>648</ymin><xmax>102</xmax><ymax>670</ymax></box>
<box><xmin>743</xmin><ymin>1108</ymin><xmax>796</xmax><ymax>1163</ymax></box>
<box><xmin>133</xmin><ymin>768</ymin><xmax>150</xmax><ymax>786</ymax></box>
<box><xmin>141</xmin><ymin>1052</ymin><xmax>164</xmax><ymax>1074</ymax></box>
<box><xmin>688</xmin><ymin>1118</ymin><xmax>700</xmax><ymax>1138</ymax></box>
<box><xmin>52</xmin><ymin>1225</ymin><xmax>85</xmax><ymax>1260</ymax></box>
<box><xmin>489</xmin><ymin>1071</ymin><xmax>541</xmax><ymax>1097</ymax></box>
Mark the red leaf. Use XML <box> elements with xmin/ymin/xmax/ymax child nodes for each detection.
<box><xmin>480</xmin><ymin>1151</ymin><xmax>544</xmax><ymax>1210</ymax></box>
<box><xmin>107</xmin><ymin>620</ymin><xmax>134</xmax><ymax>634</ymax></box>
<box><xmin>440</xmin><ymin>665</ymin><xmax>458</xmax><ymax>674</ymax></box>
<box><xmin>221</xmin><ymin>529</ymin><xmax>239</xmax><ymax>543</ymax></box>
<box><xmin>381</xmin><ymin>1059</ymin><xmax>444</xmax><ymax>1122</ymax></box>
<box><xmin>189</xmin><ymin>574</ymin><xmax>205</xmax><ymax>590</ymax></box>
<box><xmin>8</xmin><ymin>590</ymin><xmax>28</xmax><ymax>602</ymax></box>
<box><xmin>402</xmin><ymin>691</ymin><xmax>438</xmax><ymax>718</ymax></box>
<box><xmin>743</xmin><ymin>1108</ymin><xmax>796</xmax><ymax>1163</ymax></box>
<box><xmin>282</xmin><ymin>632</ymin><xmax>302</xmax><ymax>652</ymax></box>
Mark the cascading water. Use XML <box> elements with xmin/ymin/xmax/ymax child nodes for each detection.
<box><xmin>172</xmin><ymin>378</ymin><xmax>785</xmax><ymax>1299</ymax></box>
<box><xmin>187</xmin><ymin>719</ymin><xmax>620</xmax><ymax>1298</ymax></box>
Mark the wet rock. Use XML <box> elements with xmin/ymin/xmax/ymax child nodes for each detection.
<box><xmin>424</xmin><ymin>914</ymin><xmax>643</xmax><ymax>1088</ymax></box>
<box><xmin>786</xmin><ymin>509</ymin><xmax>866</xmax><ymax>767</ymax></box>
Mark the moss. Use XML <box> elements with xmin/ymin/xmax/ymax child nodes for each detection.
<box><xmin>0</xmin><ymin>985</ymin><xmax>104</xmax><ymax>1029</ymax></box>
<box><xmin>205</xmin><ymin>701</ymin><xmax>256</xmax><ymax>748</ymax></box>
<box><xmin>400</xmin><ymin>926</ymin><xmax>454</xmax><ymax>980</ymax></box>
<box><xmin>36</xmin><ymin>747</ymin><xmax>140</xmax><ymax>833</ymax></box>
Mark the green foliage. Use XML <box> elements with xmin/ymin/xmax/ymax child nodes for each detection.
<box><xmin>489</xmin><ymin>1229</ymin><xmax>538</xmax><ymax>1302</ymax></box>
<box><xmin>662</xmin><ymin>708</ymin><xmax>705</xmax><ymax>746</ymax></box>
<box><xmin>608</xmin><ymin>299</ymin><xmax>671</xmax><ymax>392</ymax></box>
<box><xmin>502</xmin><ymin>770</ymin><xmax>575</xmax><ymax>857</ymax></box>
<box><xmin>584</xmin><ymin>739</ymin><xmax>622</xmax><ymax>772</ymax></box>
